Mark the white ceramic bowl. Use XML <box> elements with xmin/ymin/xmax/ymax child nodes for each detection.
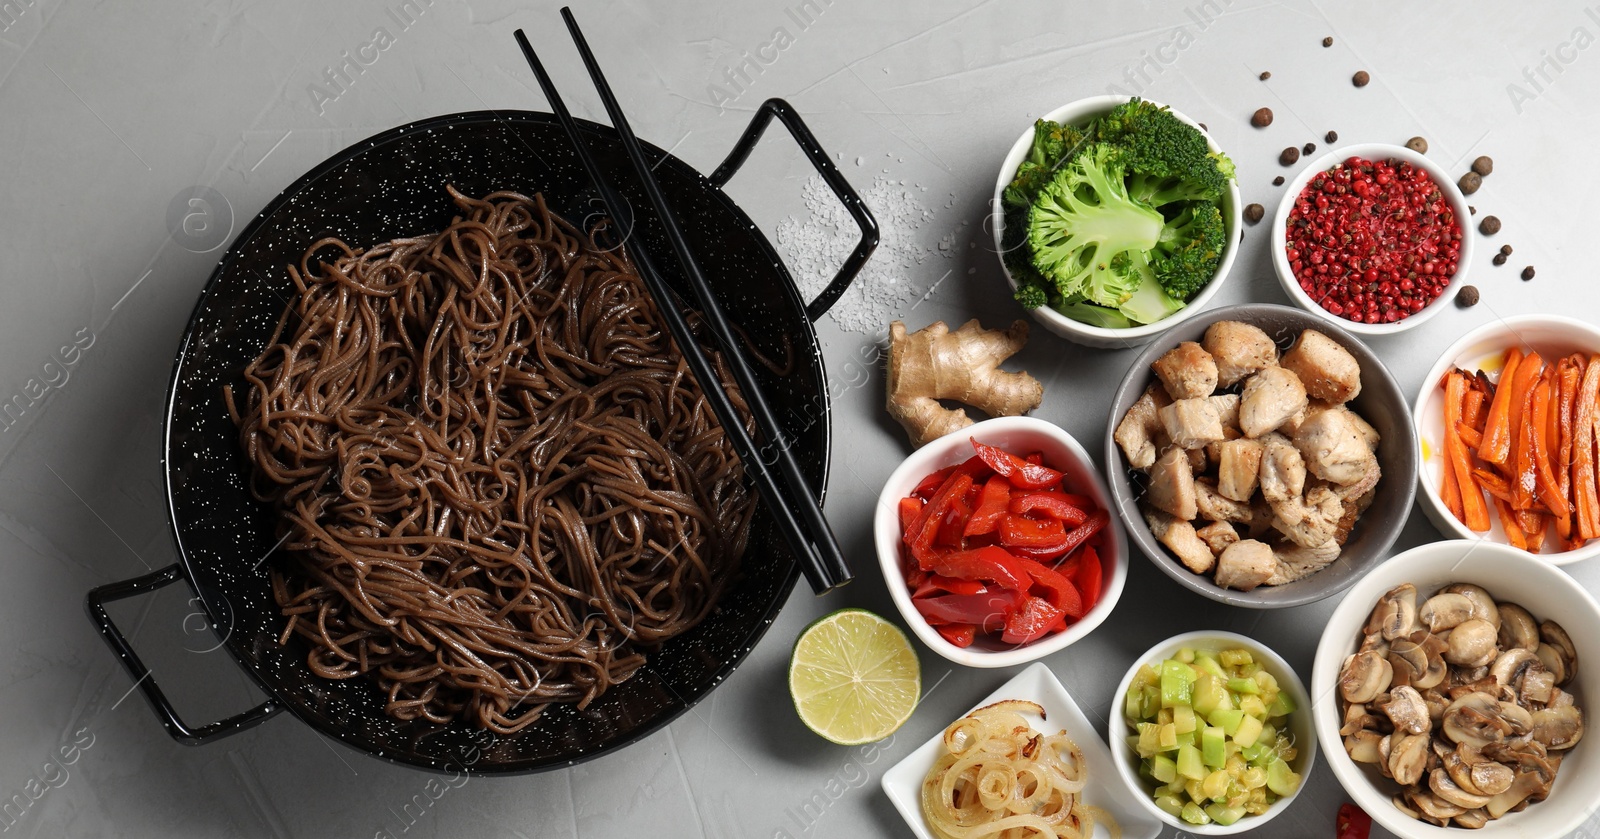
<box><xmin>1270</xmin><ymin>143</ymin><xmax>1473</xmax><ymax>336</ymax></box>
<box><xmin>991</xmin><ymin>95</ymin><xmax>1243</xmax><ymax>349</ymax></box>
<box><xmin>1108</xmin><ymin>630</ymin><xmax>1317</xmax><ymax>835</ymax></box>
<box><xmin>1311</xmin><ymin>541</ymin><xmax>1600</xmax><ymax>838</ymax></box>
<box><xmin>881</xmin><ymin>662</ymin><xmax>1165</xmax><ymax>839</ymax></box>
<box><xmin>1413</xmin><ymin>315</ymin><xmax>1600</xmax><ymax>565</ymax></box>
<box><xmin>873</xmin><ymin>416</ymin><xmax>1127</xmax><ymax>668</ymax></box>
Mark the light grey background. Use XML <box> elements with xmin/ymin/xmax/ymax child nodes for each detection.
<box><xmin>2</xmin><ymin>0</ymin><xmax>1597</xmax><ymax>836</ymax></box>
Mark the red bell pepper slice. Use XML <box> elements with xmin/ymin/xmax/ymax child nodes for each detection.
<box><xmin>963</xmin><ymin>475</ymin><xmax>1013</xmax><ymax>537</ymax></box>
<box><xmin>897</xmin><ymin>497</ymin><xmax>923</xmax><ymax>533</ymax></box>
<box><xmin>1017</xmin><ymin>558</ymin><xmax>1084</xmax><ymax>619</ymax></box>
<box><xmin>1009</xmin><ymin>491</ymin><xmax>1089</xmax><ymax>525</ymax></box>
<box><xmin>971</xmin><ymin>439</ymin><xmax>1063</xmax><ymax>490</ymax></box>
<box><xmin>935</xmin><ymin>623</ymin><xmax>977</xmax><ymax>648</ymax></box>
<box><xmin>904</xmin><ymin>471</ymin><xmax>973</xmax><ymax>566</ymax></box>
<box><xmin>1070</xmin><ymin>546</ymin><xmax>1103</xmax><ymax>613</ymax></box>
<box><xmin>912</xmin><ymin>574</ymin><xmax>987</xmax><ymax>599</ymax></box>
<box><xmin>936</xmin><ymin>497</ymin><xmax>971</xmax><ymax>547</ymax></box>
<box><xmin>913</xmin><ymin>589</ymin><xmax>1023</xmax><ymax>631</ymax></box>
<box><xmin>911</xmin><ymin>456</ymin><xmax>988</xmax><ymax>499</ymax></box>
<box><xmin>928</xmin><ymin>545</ymin><xmax>1030</xmax><ymax>589</ymax></box>
<box><xmin>998</xmin><ymin>513</ymin><xmax>1067</xmax><ymax>547</ymax></box>
<box><xmin>1336</xmin><ymin>803</ymin><xmax>1372</xmax><ymax>839</ymax></box>
<box><xmin>1024</xmin><ymin>452</ymin><xmax>1044</xmax><ymax>465</ymax></box>
<box><xmin>1001</xmin><ymin>596</ymin><xmax>1065</xmax><ymax>645</ymax></box>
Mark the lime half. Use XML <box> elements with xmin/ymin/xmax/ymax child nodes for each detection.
<box><xmin>789</xmin><ymin>608</ymin><xmax>921</xmax><ymax>745</ymax></box>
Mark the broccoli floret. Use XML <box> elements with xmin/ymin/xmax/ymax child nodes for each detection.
<box><xmin>1099</xmin><ymin>98</ymin><xmax>1233</xmax><ymax>208</ymax></box>
<box><xmin>1151</xmin><ymin>202</ymin><xmax>1227</xmax><ymax>301</ymax></box>
<box><xmin>1002</xmin><ymin>119</ymin><xmax>1087</xmax><ymax>209</ymax></box>
<box><xmin>1054</xmin><ymin>300</ymin><xmax>1134</xmax><ymax>329</ymax></box>
<box><xmin>1025</xmin><ymin>144</ymin><xmax>1165</xmax><ymax>309</ymax></box>
<box><xmin>1117</xmin><ymin>260</ymin><xmax>1185</xmax><ymax>324</ymax></box>
<box><xmin>1014</xmin><ymin>282</ymin><xmax>1048</xmax><ymax>310</ymax></box>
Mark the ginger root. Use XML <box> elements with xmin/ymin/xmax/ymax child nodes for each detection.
<box><xmin>886</xmin><ymin>319</ymin><xmax>1044</xmax><ymax>447</ymax></box>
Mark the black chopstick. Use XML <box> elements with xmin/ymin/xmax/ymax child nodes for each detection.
<box><xmin>512</xmin><ymin>28</ymin><xmax>852</xmax><ymax>595</ymax></box>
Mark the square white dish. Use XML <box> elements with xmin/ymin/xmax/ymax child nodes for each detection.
<box><xmin>880</xmin><ymin>662</ymin><xmax>1163</xmax><ymax>839</ymax></box>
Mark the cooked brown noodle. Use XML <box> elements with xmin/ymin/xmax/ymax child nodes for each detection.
<box><xmin>225</xmin><ymin>187</ymin><xmax>756</xmax><ymax>733</ymax></box>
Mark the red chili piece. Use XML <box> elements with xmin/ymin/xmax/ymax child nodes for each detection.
<box><xmin>1001</xmin><ymin>596</ymin><xmax>1066</xmax><ymax>645</ymax></box>
<box><xmin>1008</xmin><ymin>491</ymin><xmax>1090</xmax><ymax>525</ymax></box>
<box><xmin>964</xmin><ymin>475</ymin><xmax>1014</xmax><ymax>536</ymax></box>
<box><xmin>971</xmin><ymin>440</ymin><xmax>1063</xmax><ymax>490</ymax></box>
<box><xmin>1284</xmin><ymin>156</ymin><xmax>1461</xmax><ymax>325</ymax></box>
<box><xmin>1335</xmin><ymin>802</ymin><xmax>1372</xmax><ymax>839</ymax></box>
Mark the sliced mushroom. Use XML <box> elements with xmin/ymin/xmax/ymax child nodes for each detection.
<box><xmin>1496</xmin><ymin>603</ymin><xmax>1540</xmax><ymax>652</ymax></box>
<box><xmin>1540</xmin><ymin>620</ymin><xmax>1578</xmax><ymax>683</ymax></box>
<box><xmin>1442</xmin><ymin>584</ymin><xmax>1501</xmax><ymax>630</ymax></box>
<box><xmin>1358</xmin><ymin>631</ymin><xmax>1389</xmax><ymax>656</ymax></box>
<box><xmin>1488</xmin><ymin>648</ymin><xmax>1542</xmax><ymax>692</ymax></box>
<box><xmin>1530</xmin><ymin>706</ymin><xmax>1584</xmax><ymax>750</ymax></box>
<box><xmin>1409</xmin><ymin>790</ymin><xmax>1467</xmax><ymax>825</ymax></box>
<box><xmin>1466</xmin><ymin>760</ymin><xmax>1515</xmax><ymax>796</ymax></box>
<box><xmin>1520</xmin><ymin>669</ymin><xmax>1555</xmax><ymax>706</ymax></box>
<box><xmin>1374</xmin><ymin>583</ymin><xmax>1419</xmax><ymax>640</ymax></box>
<box><xmin>1445</xmin><ymin>619</ymin><xmax>1499</xmax><ymax>668</ymax></box>
<box><xmin>1442</xmin><ymin>742</ymin><xmax>1515</xmax><ymax>796</ymax></box>
<box><xmin>1346</xmin><ymin>729</ymin><xmax>1385</xmax><ymax>763</ymax></box>
<box><xmin>1381</xmin><ymin>686</ymin><xmax>1432</xmax><ymax>735</ymax></box>
<box><xmin>1391</xmin><ymin>793</ymin><xmax>1421</xmax><ymax>819</ymax></box>
<box><xmin>1389</xmin><ymin>732</ymin><xmax>1431</xmax><ymax>786</ymax></box>
<box><xmin>1535</xmin><ymin>643</ymin><xmax>1569</xmax><ymax>686</ymax></box>
<box><xmin>1453</xmin><ymin>809</ymin><xmax>1489</xmax><ymax>829</ymax></box>
<box><xmin>1419</xmin><ymin>593</ymin><xmax>1476</xmax><ymax>632</ymax></box>
<box><xmin>1430</xmin><ymin>768</ymin><xmax>1493</xmax><ymax>809</ymax></box>
<box><xmin>1550</xmin><ymin>688</ymin><xmax>1576</xmax><ymax>709</ymax></box>
<box><xmin>1486</xmin><ymin>757</ymin><xmax>1556</xmax><ymax>819</ymax></box>
<box><xmin>1421</xmin><ymin>687</ymin><xmax>1451</xmax><ymax>722</ymax></box>
<box><xmin>1340</xmin><ymin>650</ymin><xmax>1393</xmax><ymax>704</ymax></box>
<box><xmin>1390</xmin><ymin>631</ymin><xmax>1448</xmax><ymax>690</ymax></box>
<box><xmin>1341</xmin><ymin>702</ymin><xmax>1380</xmax><ymax>736</ymax></box>
<box><xmin>1443</xmin><ymin>692</ymin><xmax>1513</xmax><ymax>748</ymax></box>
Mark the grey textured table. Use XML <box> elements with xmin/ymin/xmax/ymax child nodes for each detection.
<box><xmin>3</xmin><ymin>0</ymin><xmax>1598</xmax><ymax>836</ymax></box>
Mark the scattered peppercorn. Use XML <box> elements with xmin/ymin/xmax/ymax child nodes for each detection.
<box><xmin>1352</xmin><ymin>70</ymin><xmax>1370</xmax><ymax>87</ymax></box>
<box><xmin>1251</xmin><ymin>107</ymin><xmax>1273</xmax><ymax>127</ymax></box>
<box><xmin>1303</xmin><ymin>142</ymin><xmax>1317</xmax><ymax>155</ymax></box>
<box><xmin>1273</xmin><ymin>175</ymin><xmax>1285</xmax><ymax>186</ymax></box>
<box><xmin>1500</xmin><ymin>244</ymin><xmax>1513</xmax><ymax>255</ymax></box>
<box><xmin>1323</xmin><ymin>36</ymin><xmax>1334</xmax><ymax>47</ymax></box>
<box><xmin>1469</xmin><ymin>206</ymin><xmax>1477</xmax><ymax>215</ymax></box>
<box><xmin>1457</xmin><ymin>285</ymin><xmax>1480</xmax><ymax>307</ymax></box>
<box><xmin>1459</xmin><ymin>172</ymin><xmax>1482</xmax><ymax>194</ymax></box>
<box><xmin>1244</xmin><ymin>203</ymin><xmax>1265</xmax><ymax>224</ymax></box>
<box><xmin>1199</xmin><ymin>123</ymin><xmax>1208</xmax><ymax>131</ymax></box>
<box><xmin>1492</xmin><ymin>253</ymin><xmax>1507</xmax><ymax>266</ymax></box>
<box><xmin>1472</xmin><ymin>156</ymin><xmax>1494</xmax><ymax>176</ymax></box>
<box><xmin>1522</xmin><ymin>266</ymin><xmax>1536</xmax><ymax>281</ymax></box>
<box><xmin>1478</xmin><ymin>215</ymin><xmax>1501</xmax><ymax>235</ymax></box>
<box><xmin>1280</xmin><ymin>146</ymin><xmax>1300</xmax><ymax>166</ymax></box>
<box><xmin>1260</xmin><ymin>71</ymin><xmax>1272</xmax><ymax>80</ymax></box>
<box><xmin>1405</xmin><ymin>136</ymin><xmax>1428</xmax><ymax>154</ymax></box>
<box><xmin>1325</xmin><ymin>130</ymin><xmax>1338</xmax><ymax>143</ymax></box>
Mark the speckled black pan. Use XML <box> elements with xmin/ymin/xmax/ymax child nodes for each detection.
<box><xmin>85</xmin><ymin>104</ymin><xmax>876</xmax><ymax>775</ymax></box>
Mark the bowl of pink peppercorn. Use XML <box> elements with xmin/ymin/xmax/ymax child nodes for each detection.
<box><xmin>1270</xmin><ymin>143</ymin><xmax>1473</xmax><ymax>337</ymax></box>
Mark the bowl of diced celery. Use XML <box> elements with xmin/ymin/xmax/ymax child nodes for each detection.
<box><xmin>1109</xmin><ymin>630</ymin><xmax>1316</xmax><ymax>834</ymax></box>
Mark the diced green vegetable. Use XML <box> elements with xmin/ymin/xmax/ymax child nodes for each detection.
<box><xmin>1201</xmin><ymin>724</ymin><xmax>1226</xmax><ymax>768</ymax></box>
<box><xmin>1208</xmin><ymin>708</ymin><xmax>1245</xmax><ymax>736</ymax></box>
<box><xmin>1160</xmin><ymin>660</ymin><xmax>1195</xmax><ymax>708</ymax></box>
<box><xmin>1266</xmin><ymin>757</ymin><xmax>1301</xmax><ymax>797</ymax></box>
<box><xmin>1269</xmin><ymin>690</ymin><xmax>1297</xmax><ymax>717</ymax></box>
<box><xmin>1204</xmin><ymin>803</ymin><xmax>1246</xmax><ymax>826</ymax></box>
<box><xmin>1180</xmin><ymin>801</ymin><xmax>1211</xmax><ymax>825</ymax></box>
<box><xmin>1234</xmin><ymin>715</ymin><xmax>1264</xmax><ymax>749</ymax></box>
<box><xmin>1226</xmin><ymin>677</ymin><xmax>1260</xmax><ymax>695</ymax></box>
<box><xmin>1172</xmin><ymin>705</ymin><xmax>1197</xmax><ymax>735</ymax></box>
<box><xmin>1150</xmin><ymin>754</ymin><xmax>1178</xmax><ymax>784</ymax></box>
<box><xmin>1176</xmin><ymin>743</ymin><xmax>1204</xmax><ymax>781</ymax></box>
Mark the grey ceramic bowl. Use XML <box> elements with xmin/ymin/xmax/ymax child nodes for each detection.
<box><xmin>1104</xmin><ymin>303</ymin><xmax>1417</xmax><ymax>609</ymax></box>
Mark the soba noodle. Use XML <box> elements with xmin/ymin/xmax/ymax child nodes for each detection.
<box><xmin>225</xmin><ymin>187</ymin><xmax>756</xmax><ymax>733</ymax></box>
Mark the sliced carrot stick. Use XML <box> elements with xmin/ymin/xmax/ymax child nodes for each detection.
<box><xmin>1440</xmin><ymin>429</ymin><xmax>1465</xmax><ymax>521</ymax></box>
<box><xmin>1575</xmin><ymin>355</ymin><xmax>1600</xmax><ymax>541</ymax></box>
<box><xmin>1555</xmin><ymin>358</ymin><xmax>1580</xmax><ymax>541</ymax></box>
<box><xmin>1445</xmin><ymin>370</ymin><xmax>1490</xmax><ymax>532</ymax></box>
<box><xmin>1474</xmin><ymin>467</ymin><xmax>1514</xmax><ymax>503</ymax></box>
<box><xmin>1521</xmin><ymin>509</ymin><xmax>1548</xmax><ymax>552</ymax></box>
<box><xmin>1457</xmin><ymin>422</ymin><xmax>1484</xmax><ymax>451</ymax></box>
<box><xmin>1494</xmin><ymin>496</ymin><xmax>1528</xmax><ymax>550</ymax></box>
<box><xmin>1530</xmin><ymin>375</ymin><xmax>1571</xmax><ymax>520</ymax></box>
<box><xmin>1510</xmin><ymin>353</ymin><xmax>1546</xmax><ymax>508</ymax></box>
<box><xmin>1480</xmin><ymin>348</ymin><xmax>1524</xmax><ymax>466</ymax></box>
<box><xmin>1463</xmin><ymin>388</ymin><xmax>1487</xmax><ymax>433</ymax></box>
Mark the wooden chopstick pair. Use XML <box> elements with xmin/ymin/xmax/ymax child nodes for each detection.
<box><xmin>513</xmin><ymin>11</ymin><xmax>851</xmax><ymax>594</ymax></box>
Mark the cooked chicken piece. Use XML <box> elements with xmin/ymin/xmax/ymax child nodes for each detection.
<box><xmin>1292</xmin><ymin>407</ymin><xmax>1377</xmax><ymax>485</ymax></box>
<box><xmin>1333</xmin><ymin>486</ymin><xmax>1376</xmax><ymax>545</ymax></box>
<box><xmin>1145</xmin><ymin>508</ymin><xmax>1216</xmax><ymax>574</ymax></box>
<box><xmin>1196</xmin><ymin>479</ymin><xmax>1253</xmax><ymax>522</ymax></box>
<box><xmin>1147</xmin><ymin>446</ymin><xmax>1198</xmax><ymax>520</ymax></box>
<box><xmin>1347</xmin><ymin>408</ymin><xmax>1380</xmax><ymax>450</ymax></box>
<box><xmin>1215</xmin><ymin>539</ymin><xmax>1276</xmax><ymax>591</ymax></box>
<box><xmin>1215</xmin><ymin>438</ymin><xmax>1265</xmax><ymax>502</ymax></box>
<box><xmin>1282</xmin><ymin>329</ymin><xmax>1362</xmax><ymax>404</ymax></box>
<box><xmin>1115</xmin><ymin>385</ymin><xmax>1171</xmax><ymax>470</ymax></box>
<box><xmin>1271</xmin><ymin>484</ymin><xmax>1345</xmax><ymax>548</ymax></box>
<box><xmin>1258</xmin><ymin>433</ymin><xmax>1307</xmax><ymax>502</ymax></box>
<box><xmin>1186</xmin><ymin>446</ymin><xmax>1208</xmax><ymax>473</ymax></box>
<box><xmin>1210</xmin><ymin>394</ymin><xmax>1241</xmax><ymax>435</ymax></box>
<box><xmin>1327</xmin><ymin>456</ymin><xmax>1382</xmax><ymax>503</ymax></box>
<box><xmin>1151</xmin><ymin>341</ymin><xmax>1218</xmax><ymax>400</ymax></box>
<box><xmin>1203</xmin><ymin>320</ymin><xmax>1279</xmax><ymax>386</ymax></box>
<box><xmin>1240</xmin><ymin>366</ymin><xmax>1309</xmax><ymax>438</ymax></box>
<box><xmin>1159</xmin><ymin>398</ymin><xmax>1225</xmax><ymax>449</ymax></box>
<box><xmin>1265</xmin><ymin>539</ymin><xmax>1342</xmax><ymax>586</ymax></box>
<box><xmin>1196</xmin><ymin>521</ymin><xmax>1240</xmax><ymax>556</ymax></box>
<box><xmin>1245</xmin><ymin>496</ymin><xmax>1276</xmax><ymax>539</ymax></box>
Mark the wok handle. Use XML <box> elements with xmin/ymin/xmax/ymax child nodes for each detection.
<box><xmin>709</xmin><ymin>98</ymin><xmax>878</xmax><ymax>322</ymax></box>
<box><xmin>85</xmin><ymin>563</ymin><xmax>281</xmax><ymax>745</ymax></box>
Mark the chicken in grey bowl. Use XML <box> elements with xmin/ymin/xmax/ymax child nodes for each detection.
<box><xmin>1104</xmin><ymin>304</ymin><xmax>1417</xmax><ymax>609</ymax></box>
